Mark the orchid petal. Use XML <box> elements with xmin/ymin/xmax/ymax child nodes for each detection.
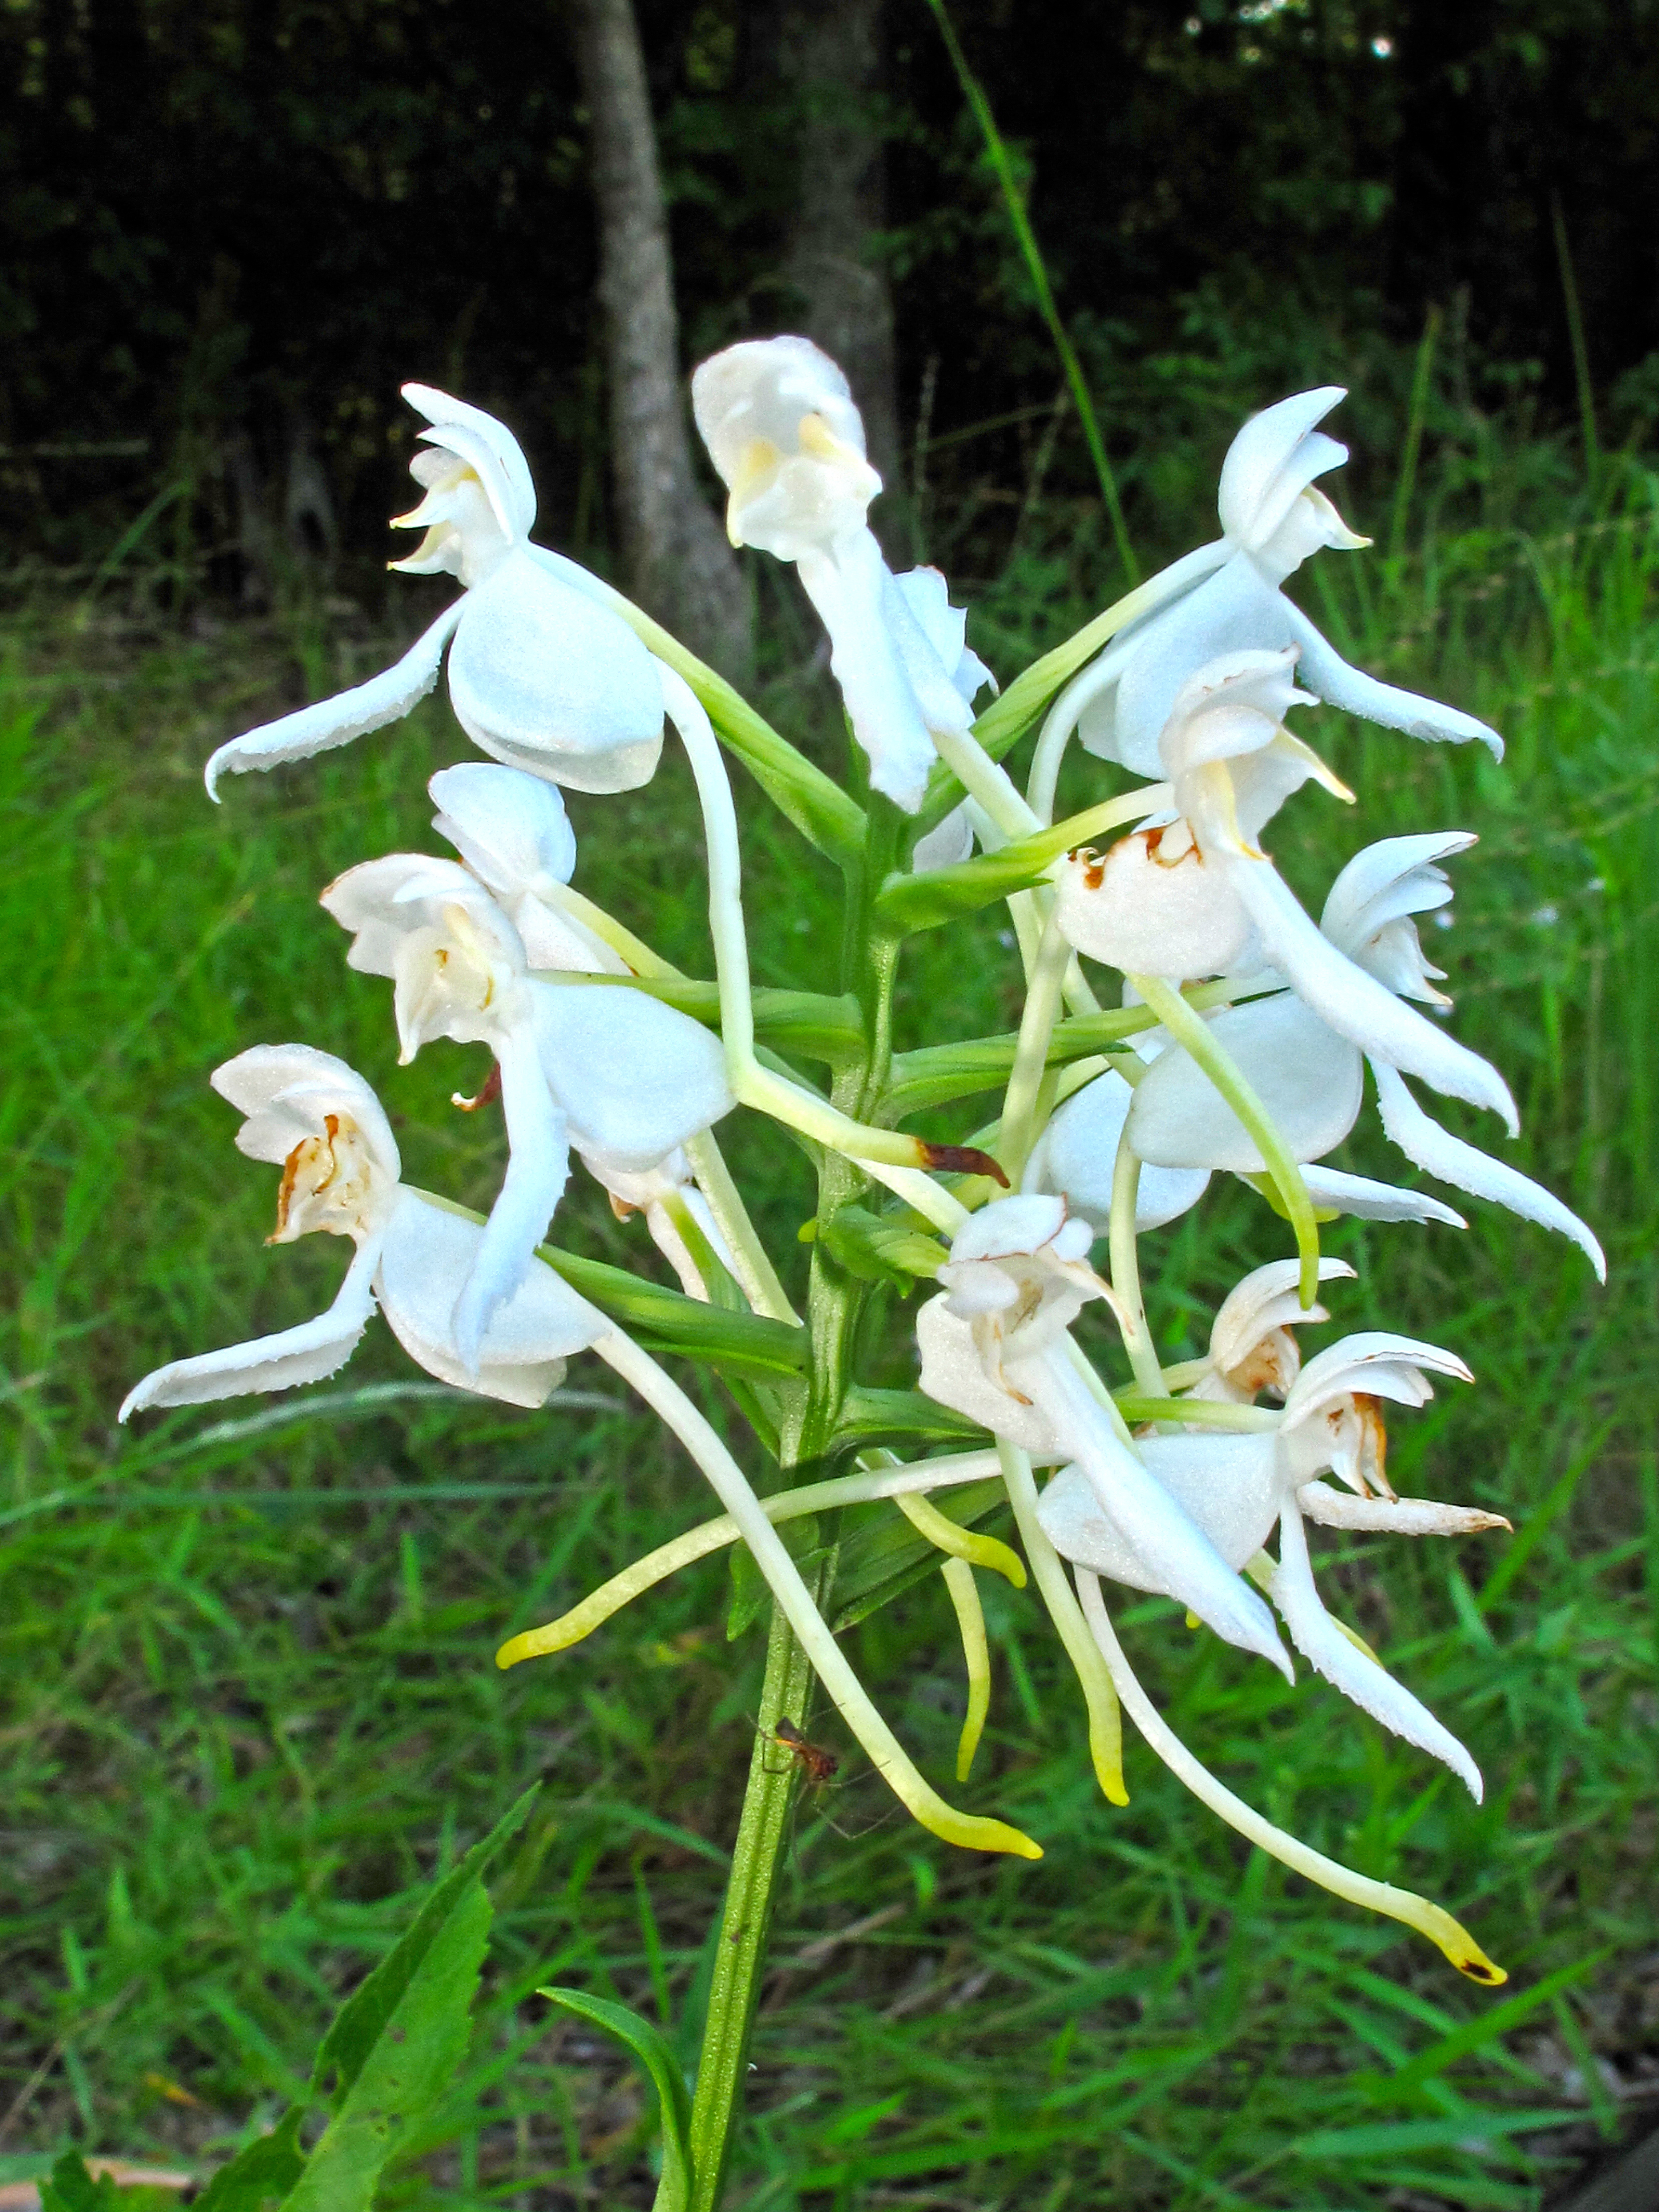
<box><xmin>1223</xmin><ymin>860</ymin><xmax>1518</xmax><ymax>1128</ymax></box>
<box><xmin>379</xmin><ymin>1190</ymin><xmax>602</xmax><ymax>1408</ymax></box>
<box><xmin>1022</xmin><ymin>1069</ymin><xmax>1210</xmax><ymax>1232</ymax></box>
<box><xmin>1278</xmin><ymin>599</ymin><xmax>1503</xmax><ymax>758</ymax></box>
<box><xmin>797</xmin><ymin>533</ymin><xmax>936</xmax><ymax>811</ymax></box>
<box><xmin>1128</xmin><ymin>992</ymin><xmax>1363</xmax><ymax>1171</ymax></box>
<box><xmin>1038</xmin><ymin>1428</ymin><xmax>1283</xmax><ymax>1582</ymax></box>
<box><xmin>430</xmin><ymin>760</ymin><xmax>577</xmax><ymax>895</ymax></box>
<box><xmin>402</xmin><ymin>382</ymin><xmax>537</xmax><ymax>540</ymax></box>
<box><xmin>1297</xmin><ymin>1480</ymin><xmax>1510</xmax><ymax>1537</ymax></box>
<box><xmin>447</xmin><ymin>550</ymin><xmax>665</xmax><ymax>792</ymax></box>
<box><xmin>1269</xmin><ymin>1505</ymin><xmax>1484</xmax><ymax>1798</ymax></box>
<box><xmin>449</xmin><ymin>1027</ymin><xmax>572</xmax><ymax>1371</ymax></box>
<box><xmin>915</xmin><ymin>1295</ymin><xmax>1065</xmax><ymax>1458</ymax></box>
<box><xmin>1297</xmin><ymin>1164</ymin><xmax>1466</xmax><ymax>1227</ymax></box>
<box><xmin>1217</xmin><ymin>388</ymin><xmax>1347</xmax><ymax>551</ymax></box>
<box><xmin>119</xmin><ymin>1242</ymin><xmax>380</xmax><ymax>1419</ymax></box>
<box><xmin>204</xmin><ymin>600</ymin><xmax>463</xmax><ymax>797</ymax></box>
<box><xmin>212</xmin><ymin>1044</ymin><xmax>402</xmax><ymax>1183</ymax></box>
<box><xmin>532</xmin><ymin>980</ymin><xmax>733</xmax><ymax>1169</ymax></box>
<box><xmin>1370</xmin><ymin>1061</ymin><xmax>1604</xmax><ymax>1277</ymax></box>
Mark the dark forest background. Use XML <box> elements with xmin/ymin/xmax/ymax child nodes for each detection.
<box><xmin>6</xmin><ymin>0</ymin><xmax>1659</xmax><ymax>605</ymax></box>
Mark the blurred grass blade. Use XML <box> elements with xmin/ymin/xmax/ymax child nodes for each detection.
<box><xmin>922</xmin><ymin>0</ymin><xmax>1136</xmax><ymax>584</ymax></box>
<box><xmin>189</xmin><ymin>2113</ymin><xmax>306</xmax><ymax>2212</ymax></box>
<box><xmin>537</xmin><ymin>1987</ymin><xmax>694</xmax><ymax>2212</ymax></box>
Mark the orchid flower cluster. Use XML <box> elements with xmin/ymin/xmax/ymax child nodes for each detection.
<box><xmin>123</xmin><ymin>350</ymin><xmax>1603</xmax><ymax>1993</ymax></box>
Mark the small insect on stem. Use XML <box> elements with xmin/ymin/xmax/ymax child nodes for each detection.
<box><xmin>772</xmin><ymin>1715</ymin><xmax>839</xmax><ymax>1790</ymax></box>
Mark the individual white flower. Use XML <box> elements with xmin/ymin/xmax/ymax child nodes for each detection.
<box><xmin>321</xmin><ymin>856</ymin><xmax>733</xmax><ymax>1362</ymax></box>
<box><xmin>1054</xmin><ymin>651</ymin><xmax>1516</xmax><ymax>1140</ymax></box>
<box><xmin>1040</xmin><ymin>1328</ymin><xmax>1504</xmax><ymax>1796</ymax></box>
<box><xmin>691</xmin><ymin>336</ymin><xmax>991</xmax><ymax>811</ymax></box>
<box><xmin>118</xmin><ymin>1047</ymin><xmax>607</xmax><ymax>1418</ymax></box>
<box><xmin>915</xmin><ymin>1196</ymin><xmax>1291</xmax><ymax>1673</ymax></box>
<box><xmin>1056</xmin><ymin>387</ymin><xmax>1501</xmax><ymax>779</ymax></box>
<box><xmin>1124</xmin><ymin>833</ymin><xmax>1605</xmax><ymax>1273</ymax></box>
<box><xmin>205</xmin><ymin>385</ymin><xmax>665</xmax><ymax>798</ymax></box>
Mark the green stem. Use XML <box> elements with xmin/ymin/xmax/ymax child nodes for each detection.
<box><xmin>684</xmin><ymin>1598</ymin><xmax>818</xmax><ymax>2212</ymax></box>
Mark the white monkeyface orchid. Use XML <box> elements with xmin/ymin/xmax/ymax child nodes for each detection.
<box><xmin>1057</xmin><ymin>387</ymin><xmax>1502</xmax><ymax>780</ymax></box>
<box><xmin>429</xmin><ymin>761</ymin><xmax>627</xmax><ymax>973</ymax></box>
<box><xmin>1125</xmin><ymin>834</ymin><xmax>1605</xmax><ymax>1273</ymax></box>
<box><xmin>322</xmin><ymin>856</ymin><xmax>734</xmax><ymax>1363</ymax></box>
<box><xmin>118</xmin><ymin>1047</ymin><xmax>606</xmax><ymax>1418</ymax></box>
<box><xmin>1040</xmin><ymin>1326</ymin><xmax>1500</xmax><ymax>1797</ymax></box>
<box><xmin>916</xmin><ymin>1196</ymin><xmax>1291</xmax><ymax>1674</ymax></box>
<box><xmin>205</xmin><ymin>385</ymin><xmax>665</xmax><ymax>799</ymax></box>
<box><xmin>1054</xmin><ymin>651</ymin><xmax>1517</xmax><ymax>1132</ymax></box>
<box><xmin>691</xmin><ymin>336</ymin><xmax>990</xmax><ymax>812</ymax></box>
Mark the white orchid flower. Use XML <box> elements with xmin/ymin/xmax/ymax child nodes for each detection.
<box><xmin>205</xmin><ymin>385</ymin><xmax>665</xmax><ymax>798</ymax></box>
<box><xmin>1047</xmin><ymin>387</ymin><xmax>1501</xmax><ymax>784</ymax></box>
<box><xmin>321</xmin><ymin>855</ymin><xmax>733</xmax><ymax>1362</ymax></box>
<box><xmin>1053</xmin><ymin>650</ymin><xmax>1517</xmax><ymax>1137</ymax></box>
<box><xmin>119</xmin><ymin>1047</ymin><xmax>607</xmax><ymax>1418</ymax></box>
<box><xmin>691</xmin><ymin>336</ymin><xmax>991</xmax><ymax>811</ymax></box>
<box><xmin>1040</xmin><ymin>1327</ymin><xmax>1503</xmax><ymax>1796</ymax></box>
<box><xmin>1124</xmin><ymin>833</ymin><xmax>1604</xmax><ymax>1273</ymax></box>
<box><xmin>915</xmin><ymin>1196</ymin><xmax>1291</xmax><ymax>1675</ymax></box>
<box><xmin>1020</xmin><ymin>1065</ymin><xmax>1211</xmax><ymax>1233</ymax></box>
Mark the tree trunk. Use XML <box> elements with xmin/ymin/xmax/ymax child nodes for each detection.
<box><xmin>571</xmin><ymin>0</ymin><xmax>751</xmax><ymax>675</ymax></box>
<box><xmin>776</xmin><ymin>0</ymin><xmax>903</xmax><ymax>528</ymax></box>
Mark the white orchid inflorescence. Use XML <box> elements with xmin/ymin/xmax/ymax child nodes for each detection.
<box><xmin>120</xmin><ymin>352</ymin><xmax>1602</xmax><ymax>1997</ymax></box>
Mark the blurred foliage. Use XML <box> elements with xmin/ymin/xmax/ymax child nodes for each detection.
<box><xmin>4</xmin><ymin>0</ymin><xmax>1659</xmax><ymax>584</ymax></box>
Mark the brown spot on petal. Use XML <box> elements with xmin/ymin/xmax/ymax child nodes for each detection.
<box><xmin>921</xmin><ymin>1143</ymin><xmax>1010</xmax><ymax>1187</ymax></box>
<box><xmin>1068</xmin><ymin>845</ymin><xmax>1106</xmax><ymax>892</ymax></box>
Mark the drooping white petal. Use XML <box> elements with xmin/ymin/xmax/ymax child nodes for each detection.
<box><xmin>915</xmin><ymin>1294</ymin><xmax>1064</xmax><ymax>1458</ymax></box>
<box><xmin>1278</xmin><ymin>599</ymin><xmax>1503</xmax><ymax>758</ymax></box>
<box><xmin>1319</xmin><ymin>832</ymin><xmax>1474</xmax><ymax>950</ymax></box>
<box><xmin>1268</xmin><ymin>1504</ymin><xmax>1483</xmax><ymax>1798</ymax></box>
<box><xmin>890</xmin><ymin>566</ymin><xmax>995</xmax><ymax>704</ymax></box>
<box><xmin>798</xmin><ymin>533</ymin><xmax>937</xmax><ymax>811</ymax></box>
<box><xmin>1297</xmin><ymin>1164</ymin><xmax>1466</xmax><ymax>1227</ymax></box>
<box><xmin>212</xmin><ymin>1044</ymin><xmax>402</xmax><ymax>1184</ymax></box>
<box><xmin>1223</xmin><ymin>859</ymin><xmax>1518</xmax><ymax>1128</ymax></box>
<box><xmin>1289</xmin><ymin>1330</ymin><xmax>1473</xmax><ymax>1413</ymax></box>
<box><xmin>531</xmin><ymin>980</ymin><xmax>734</xmax><ymax>1170</ymax></box>
<box><xmin>430</xmin><ymin>761</ymin><xmax>577</xmax><ymax>897</ymax></box>
<box><xmin>204</xmin><ymin>601</ymin><xmax>463</xmax><ymax>797</ymax></box>
<box><xmin>1127</xmin><ymin>991</ymin><xmax>1364</xmax><ymax>1171</ymax></box>
<box><xmin>119</xmin><ymin>1242</ymin><xmax>381</xmax><ymax>1419</ymax></box>
<box><xmin>881</xmin><ymin>568</ymin><xmax>980</xmax><ymax>737</ymax></box>
<box><xmin>1021</xmin><ymin>1068</ymin><xmax>1210</xmax><ymax>1232</ymax></box>
<box><xmin>449</xmin><ymin>1025</ymin><xmax>573</xmax><ymax>1372</ymax></box>
<box><xmin>1297</xmin><ymin>1480</ymin><xmax>1510</xmax><ymax>1537</ymax></box>
<box><xmin>1025</xmin><ymin>1351</ymin><xmax>1291</xmax><ymax>1676</ymax></box>
<box><xmin>447</xmin><ymin>550</ymin><xmax>665</xmax><ymax>793</ymax></box>
<box><xmin>377</xmin><ymin>1189</ymin><xmax>602</xmax><ymax>1408</ymax></box>
<box><xmin>1371</xmin><ymin>1061</ymin><xmax>1605</xmax><ymax>1278</ymax></box>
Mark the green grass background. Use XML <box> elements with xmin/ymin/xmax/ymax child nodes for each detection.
<box><xmin>3</xmin><ymin>430</ymin><xmax>1657</xmax><ymax>2210</ymax></box>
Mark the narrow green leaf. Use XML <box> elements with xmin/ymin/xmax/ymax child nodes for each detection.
<box><xmin>538</xmin><ymin>1988</ymin><xmax>694</xmax><ymax>2212</ymax></box>
<box><xmin>311</xmin><ymin>1786</ymin><xmax>538</xmax><ymax>2106</ymax></box>
<box><xmin>831</xmin><ymin>1387</ymin><xmax>985</xmax><ymax>1453</ymax></box>
<box><xmin>1364</xmin><ymin>1953</ymin><xmax>1608</xmax><ymax>2100</ymax></box>
<box><xmin>190</xmin><ymin>2111</ymin><xmax>307</xmax><ymax>2212</ymax></box>
<box><xmin>887</xmin><ymin>1005</ymin><xmax>1155</xmax><ymax>1115</ymax></box>
<box><xmin>39</xmin><ymin>2156</ymin><xmax>118</xmax><ymax>2212</ymax></box>
<box><xmin>1294</xmin><ymin>2107</ymin><xmax>1581</xmax><ymax>2159</ymax></box>
<box><xmin>535</xmin><ymin>1246</ymin><xmax>808</xmax><ymax>1381</ymax></box>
